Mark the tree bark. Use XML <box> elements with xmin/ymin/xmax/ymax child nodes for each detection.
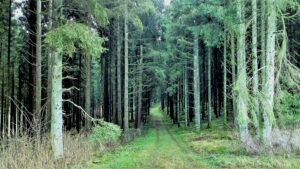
<box><xmin>51</xmin><ymin>51</ymin><xmax>63</xmax><ymax>159</ymax></box>
<box><xmin>35</xmin><ymin>0</ymin><xmax>42</xmax><ymax>140</ymax></box>
<box><xmin>236</xmin><ymin>0</ymin><xmax>250</xmax><ymax>144</ymax></box>
<box><xmin>51</xmin><ymin>0</ymin><xmax>64</xmax><ymax>159</ymax></box>
<box><xmin>263</xmin><ymin>0</ymin><xmax>276</xmax><ymax>147</ymax></box>
<box><xmin>7</xmin><ymin>0</ymin><xmax>12</xmax><ymax>138</ymax></box>
<box><xmin>223</xmin><ymin>33</ymin><xmax>227</xmax><ymax>127</ymax></box>
<box><xmin>193</xmin><ymin>33</ymin><xmax>201</xmax><ymax>130</ymax></box>
<box><xmin>137</xmin><ymin>44</ymin><xmax>143</xmax><ymax>128</ymax></box>
<box><xmin>260</xmin><ymin>0</ymin><xmax>266</xmax><ymax>85</ymax></box>
<box><xmin>177</xmin><ymin>81</ymin><xmax>180</xmax><ymax>127</ymax></box>
<box><xmin>28</xmin><ymin>0</ymin><xmax>36</xmax><ymax>135</ymax></box>
<box><xmin>0</xmin><ymin>42</ymin><xmax>2</xmax><ymax>137</ymax></box>
<box><xmin>85</xmin><ymin>55</ymin><xmax>91</xmax><ymax>130</ymax></box>
<box><xmin>184</xmin><ymin>61</ymin><xmax>189</xmax><ymax>127</ymax></box>
<box><xmin>231</xmin><ymin>34</ymin><xmax>237</xmax><ymax>126</ymax></box>
<box><xmin>117</xmin><ymin>19</ymin><xmax>122</xmax><ymax>127</ymax></box>
<box><xmin>251</xmin><ymin>0</ymin><xmax>260</xmax><ymax>137</ymax></box>
<box><xmin>76</xmin><ymin>53</ymin><xmax>82</xmax><ymax>132</ymax></box>
<box><xmin>1</xmin><ymin>43</ymin><xmax>4</xmax><ymax>137</ymax></box>
<box><xmin>47</xmin><ymin>0</ymin><xmax>53</xmax><ymax>132</ymax></box>
<box><xmin>124</xmin><ymin>0</ymin><xmax>129</xmax><ymax>131</ymax></box>
<box><xmin>112</xmin><ymin>21</ymin><xmax>117</xmax><ymax>124</ymax></box>
<box><xmin>207</xmin><ymin>47</ymin><xmax>212</xmax><ymax>128</ymax></box>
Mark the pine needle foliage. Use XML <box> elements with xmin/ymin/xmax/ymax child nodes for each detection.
<box><xmin>45</xmin><ymin>22</ymin><xmax>106</xmax><ymax>57</ymax></box>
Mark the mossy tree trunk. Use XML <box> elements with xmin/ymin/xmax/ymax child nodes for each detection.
<box><xmin>230</xmin><ymin>34</ymin><xmax>237</xmax><ymax>126</ymax></box>
<box><xmin>251</xmin><ymin>0</ymin><xmax>260</xmax><ymax>137</ymax></box>
<box><xmin>263</xmin><ymin>0</ymin><xmax>276</xmax><ymax>147</ymax></box>
<box><xmin>260</xmin><ymin>0</ymin><xmax>266</xmax><ymax>85</ymax></box>
<box><xmin>236</xmin><ymin>0</ymin><xmax>250</xmax><ymax>144</ymax></box>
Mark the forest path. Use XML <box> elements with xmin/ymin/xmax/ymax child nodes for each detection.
<box><xmin>87</xmin><ymin>106</ymin><xmax>209</xmax><ymax>169</ymax></box>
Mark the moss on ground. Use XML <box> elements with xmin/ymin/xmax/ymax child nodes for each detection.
<box><xmin>173</xmin><ymin>120</ymin><xmax>300</xmax><ymax>169</ymax></box>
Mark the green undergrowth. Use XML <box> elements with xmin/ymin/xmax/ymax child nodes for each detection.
<box><xmin>175</xmin><ymin>120</ymin><xmax>300</xmax><ymax>169</ymax></box>
<box><xmin>86</xmin><ymin>106</ymin><xmax>300</xmax><ymax>169</ymax></box>
<box><xmin>276</xmin><ymin>91</ymin><xmax>300</xmax><ymax>127</ymax></box>
<box><xmin>89</xmin><ymin>121</ymin><xmax>122</xmax><ymax>145</ymax></box>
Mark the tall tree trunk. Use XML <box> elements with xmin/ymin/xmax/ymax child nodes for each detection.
<box><xmin>263</xmin><ymin>0</ymin><xmax>276</xmax><ymax>147</ymax></box>
<box><xmin>47</xmin><ymin>0</ymin><xmax>53</xmax><ymax>132</ymax></box>
<box><xmin>0</xmin><ymin>42</ymin><xmax>2</xmax><ymax>137</ymax></box>
<box><xmin>236</xmin><ymin>0</ymin><xmax>250</xmax><ymax>144</ymax></box>
<box><xmin>251</xmin><ymin>0</ymin><xmax>260</xmax><ymax>137</ymax></box>
<box><xmin>230</xmin><ymin>34</ymin><xmax>237</xmax><ymax>126</ymax></box>
<box><xmin>51</xmin><ymin>0</ymin><xmax>64</xmax><ymax>159</ymax></box>
<box><xmin>35</xmin><ymin>0</ymin><xmax>42</xmax><ymax>140</ymax></box>
<box><xmin>85</xmin><ymin>55</ymin><xmax>91</xmax><ymax>130</ymax></box>
<box><xmin>170</xmin><ymin>96</ymin><xmax>174</xmax><ymax>122</ymax></box>
<box><xmin>117</xmin><ymin>19</ymin><xmax>122</xmax><ymax>127</ymax></box>
<box><xmin>177</xmin><ymin>81</ymin><xmax>180</xmax><ymax>127</ymax></box>
<box><xmin>260</xmin><ymin>0</ymin><xmax>266</xmax><ymax>85</ymax></box>
<box><xmin>223</xmin><ymin>33</ymin><xmax>227</xmax><ymax>127</ymax></box>
<box><xmin>193</xmin><ymin>33</ymin><xmax>201</xmax><ymax>130</ymax></box>
<box><xmin>124</xmin><ymin>0</ymin><xmax>129</xmax><ymax>131</ymax></box>
<box><xmin>76</xmin><ymin>53</ymin><xmax>82</xmax><ymax>132</ymax></box>
<box><xmin>1</xmin><ymin>44</ymin><xmax>4</xmax><ymax>137</ymax></box>
<box><xmin>137</xmin><ymin>44</ymin><xmax>143</xmax><ymax>128</ymax></box>
<box><xmin>207</xmin><ymin>47</ymin><xmax>212</xmax><ymax>128</ymax></box>
<box><xmin>112</xmin><ymin>22</ymin><xmax>117</xmax><ymax>123</ymax></box>
<box><xmin>161</xmin><ymin>88</ymin><xmax>165</xmax><ymax>111</ymax></box>
<box><xmin>202</xmin><ymin>49</ymin><xmax>206</xmax><ymax>121</ymax></box>
<box><xmin>101</xmin><ymin>53</ymin><xmax>109</xmax><ymax>121</ymax></box>
<box><xmin>17</xmin><ymin>65</ymin><xmax>23</xmax><ymax>136</ymax></box>
<box><xmin>51</xmin><ymin>51</ymin><xmax>63</xmax><ymax>159</ymax></box>
<box><xmin>7</xmin><ymin>0</ymin><xmax>12</xmax><ymax>138</ymax></box>
<box><xmin>184</xmin><ymin>61</ymin><xmax>189</xmax><ymax>127</ymax></box>
<box><xmin>28</xmin><ymin>0</ymin><xmax>36</xmax><ymax>135</ymax></box>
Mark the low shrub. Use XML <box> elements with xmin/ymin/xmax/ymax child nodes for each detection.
<box><xmin>89</xmin><ymin>121</ymin><xmax>122</xmax><ymax>146</ymax></box>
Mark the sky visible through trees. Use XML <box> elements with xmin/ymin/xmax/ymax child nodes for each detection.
<box><xmin>164</xmin><ymin>0</ymin><xmax>171</xmax><ymax>6</ymax></box>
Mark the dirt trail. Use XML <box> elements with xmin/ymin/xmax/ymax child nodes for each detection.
<box><xmin>152</xmin><ymin>111</ymin><xmax>186</xmax><ymax>152</ymax></box>
<box><xmin>88</xmin><ymin>106</ymin><xmax>209</xmax><ymax>169</ymax></box>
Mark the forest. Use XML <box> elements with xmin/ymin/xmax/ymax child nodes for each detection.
<box><xmin>0</xmin><ymin>0</ymin><xmax>300</xmax><ymax>168</ymax></box>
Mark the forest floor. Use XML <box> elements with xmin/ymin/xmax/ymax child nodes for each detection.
<box><xmin>86</xmin><ymin>106</ymin><xmax>300</xmax><ymax>169</ymax></box>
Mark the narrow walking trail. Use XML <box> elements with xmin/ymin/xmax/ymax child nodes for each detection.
<box><xmin>88</xmin><ymin>106</ymin><xmax>208</xmax><ymax>169</ymax></box>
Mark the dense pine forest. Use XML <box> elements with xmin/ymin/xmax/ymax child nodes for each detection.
<box><xmin>1</xmin><ymin>0</ymin><xmax>300</xmax><ymax>168</ymax></box>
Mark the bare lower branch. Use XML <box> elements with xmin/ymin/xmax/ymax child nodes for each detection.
<box><xmin>63</xmin><ymin>99</ymin><xmax>103</xmax><ymax>122</ymax></box>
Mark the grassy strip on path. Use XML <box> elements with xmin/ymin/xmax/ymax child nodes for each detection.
<box><xmin>87</xmin><ymin>106</ymin><xmax>208</xmax><ymax>169</ymax></box>
<box><xmin>87</xmin><ymin>105</ymin><xmax>300</xmax><ymax>169</ymax></box>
